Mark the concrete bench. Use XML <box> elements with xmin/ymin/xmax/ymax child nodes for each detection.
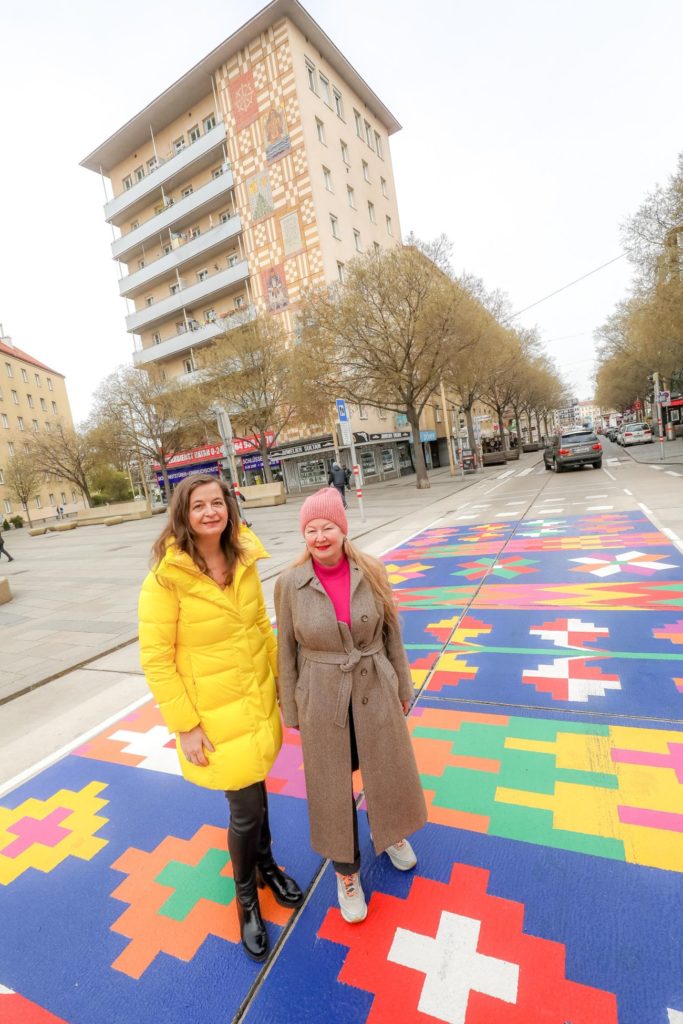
<box><xmin>504</xmin><ymin>448</ymin><xmax>520</xmax><ymax>460</ymax></box>
<box><xmin>49</xmin><ymin>522</ymin><xmax>78</xmax><ymax>532</ymax></box>
<box><xmin>0</xmin><ymin>577</ymin><xmax>11</xmax><ymax>604</ymax></box>
<box><xmin>482</xmin><ymin>451</ymin><xmax>507</xmax><ymax>466</ymax></box>
<box><xmin>28</xmin><ymin>527</ymin><xmax>48</xmax><ymax>536</ymax></box>
<box><xmin>522</xmin><ymin>443</ymin><xmax>541</xmax><ymax>452</ymax></box>
<box><xmin>240</xmin><ymin>483</ymin><xmax>286</xmax><ymax>508</ymax></box>
<box><xmin>104</xmin><ymin>516</ymin><xmax>125</xmax><ymax>526</ymax></box>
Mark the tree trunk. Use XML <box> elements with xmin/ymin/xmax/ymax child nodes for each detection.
<box><xmin>496</xmin><ymin>407</ymin><xmax>508</xmax><ymax>450</ymax></box>
<box><xmin>407</xmin><ymin>405</ymin><xmax>430</xmax><ymax>489</ymax></box>
<box><xmin>527</xmin><ymin>411</ymin><xmax>534</xmax><ymax>441</ymax></box>
<box><xmin>160</xmin><ymin>462</ymin><xmax>172</xmax><ymax>502</ymax></box>
<box><xmin>535</xmin><ymin>410</ymin><xmax>543</xmax><ymax>442</ymax></box>
<box><xmin>24</xmin><ymin>504</ymin><xmax>33</xmax><ymax>526</ymax></box>
<box><xmin>465</xmin><ymin>407</ymin><xmax>476</xmax><ymax>454</ymax></box>
<box><xmin>258</xmin><ymin>433</ymin><xmax>274</xmax><ymax>483</ymax></box>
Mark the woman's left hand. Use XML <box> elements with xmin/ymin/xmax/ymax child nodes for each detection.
<box><xmin>401</xmin><ymin>699</ymin><xmax>411</xmax><ymax>716</ymax></box>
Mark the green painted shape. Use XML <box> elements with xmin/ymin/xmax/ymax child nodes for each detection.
<box><xmin>489</xmin><ymin>802</ymin><xmax>626</xmax><ymax>860</ymax></box>
<box><xmin>422</xmin><ymin>768</ymin><xmax>498</xmax><ymax>815</ymax></box>
<box><xmin>156</xmin><ymin>848</ymin><xmax>234</xmax><ymax>921</ymax></box>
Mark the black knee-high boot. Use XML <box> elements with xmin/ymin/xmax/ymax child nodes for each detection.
<box><xmin>255</xmin><ymin>782</ymin><xmax>304</xmax><ymax>908</ymax></box>
<box><xmin>226</xmin><ymin>784</ymin><xmax>268</xmax><ymax>962</ymax></box>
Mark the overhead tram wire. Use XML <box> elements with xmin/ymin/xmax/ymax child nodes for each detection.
<box><xmin>501</xmin><ymin>252</ymin><xmax>629</xmax><ymax>324</ymax></box>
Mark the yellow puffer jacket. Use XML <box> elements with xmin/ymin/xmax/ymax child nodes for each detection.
<box><xmin>138</xmin><ymin>527</ymin><xmax>281</xmax><ymax>791</ymax></box>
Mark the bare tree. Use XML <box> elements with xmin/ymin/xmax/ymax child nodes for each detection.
<box><xmin>297</xmin><ymin>238</ymin><xmax>472</xmax><ymax>488</ymax></box>
<box><xmin>30</xmin><ymin>422</ymin><xmax>94</xmax><ymax>506</ymax></box>
<box><xmin>5</xmin><ymin>452</ymin><xmax>43</xmax><ymax>525</ymax></box>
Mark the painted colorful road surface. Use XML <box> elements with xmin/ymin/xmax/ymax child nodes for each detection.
<box><xmin>1</xmin><ymin>509</ymin><xmax>682</xmax><ymax>1023</ymax></box>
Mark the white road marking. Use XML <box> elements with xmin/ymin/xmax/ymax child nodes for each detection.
<box><xmin>584</xmin><ymin>494</ymin><xmax>608</xmax><ymax>499</ymax></box>
<box><xmin>496</xmin><ymin>512</ymin><xmax>518</xmax><ymax>517</ymax></box>
<box><xmin>505</xmin><ymin>501</ymin><xmax>527</xmax><ymax>505</ymax></box>
<box><xmin>456</xmin><ymin>515</ymin><xmax>476</xmax><ymax>520</ymax></box>
<box><xmin>623</xmin><ymin>488</ymin><xmax>633</xmax><ymax>496</ymax></box>
<box><xmin>638</xmin><ymin>502</ymin><xmax>652</xmax><ymax>515</ymax></box>
<box><xmin>602</xmin><ymin>467</ymin><xmax>616</xmax><ymax>480</ymax></box>
<box><xmin>649</xmin><ymin>465</ymin><xmax>663</xmax><ymax>471</ymax></box>
<box><xmin>586</xmin><ymin>505</ymin><xmax>613</xmax><ymax>511</ymax></box>
<box><xmin>537</xmin><ymin>508</ymin><xmax>564</xmax><ymax>514</ymax></box>
<box><xmin>516</xmin><ymin>467</ymin><xmax>535</xmax><ymax>477</ymax></box>
<box><xmin>665</xmin><ymin>470</ymin><xmax>682</xmax><ymax>477</ymax></box>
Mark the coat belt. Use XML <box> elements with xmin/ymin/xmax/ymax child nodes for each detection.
<box><xmin>298</xmin><ymin>641</ymin><xmax>384</xmax><ymax>728</ymax></box>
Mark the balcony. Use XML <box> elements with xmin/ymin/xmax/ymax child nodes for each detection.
<box><xmin>126</xmin><ymin>260</ymin><xmax>250</xmax><ymax>334</ymax></box>
<box><xmin>118</xmin><ymin>215</ymin><xmax>242</xmax><ymax>299</ymax></box>
<box><xmin>132</xmin><ymin>306</ymin><xmax>256</xmax><ymax>367</ymax></box>
<box><xmin>111</xmin><ymin>171</ymin><xmax>234</xmax><ymax>263</ymax></box>
<box><xmin>104</xmin><ymin>121</ymin><xmax>227</xmax><ymax>226</ymax></box>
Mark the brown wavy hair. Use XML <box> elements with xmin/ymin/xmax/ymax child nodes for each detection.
<box><xmin>293</xmin><ymin>537</ymin><xmax>398</xmax><ymax>634</ymax></box>
<box><xmin>151</xmin><ymin>473</ymin><xmax>244</xmax><ymax>580</ymax></box>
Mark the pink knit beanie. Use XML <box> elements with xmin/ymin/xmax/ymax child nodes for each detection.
<box><xmin>299</xmin><ymin>487</ymin><xmax>348</xmax><ymax>535</ymax></box>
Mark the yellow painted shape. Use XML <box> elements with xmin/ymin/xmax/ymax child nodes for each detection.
<box><xmin>617</xmin><ymin>823</ymin><xmax>683</xmax><ymax>872</ymax></box>
<box><xmin>495</xmin><ymin>787</ymin><xmax>555</xmax><ymax>812</ymax></box>
<box><xmin>504</xmin><ymin>738</ymin><xmax>558</xmax><ymax>756</ymax></box>
<box><xmin>434</xmin><ymin>652</ymin><xmax>475</xmax><ymax>675</ymax></box>
<box><xmin>0</xmin><ymin>781</ymin><xmax>109</xmax><ymax>886</ymax></box>
<box><xmin>610</xmin><ymin>725</ymin><xmax>683</xmax><ymax>752</ymax></box>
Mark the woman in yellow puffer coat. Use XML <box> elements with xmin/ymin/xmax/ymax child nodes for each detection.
<box><xmin>138</xmin><ymin>473</ymin><xmax>303</xmax><ymax>962</ymax></box>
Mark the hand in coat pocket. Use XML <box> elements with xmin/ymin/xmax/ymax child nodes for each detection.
<box><xmin>179</xmin><ymin>725</ymin><xmax>215</xmax><ymax>766</ymax></box>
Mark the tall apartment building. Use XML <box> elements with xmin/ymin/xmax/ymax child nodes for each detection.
<box><xmin>81</xmin><ymin>0</ymin><xmax>452</xmax><ymax>488</ymax></box>
<box><xmin>0</xmin><ymin>327</ymin><xmax>77</xmax><ymax>523</ymax></box>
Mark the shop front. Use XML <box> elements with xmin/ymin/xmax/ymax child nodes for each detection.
<box><xmin>351</xmin><ymin>430</ymin><xmax>413</xmax><ymax>481</ymax></box>
<box><xmin>153</xmin><ymin>444</ymin><xmax>224</xmax><ymax>497</ymax></box>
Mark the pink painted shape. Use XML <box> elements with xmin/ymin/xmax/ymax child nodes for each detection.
<box><xmin>618</xmin><ymin>805</ymin><xmax>683</xmax><ymax>832</ymax></box>
<box><xmin>3</xmin><ymin>807</ymin><xmax>72</xmax><ymax>858</ymax></box>
<box><xmin>268</xmin><ymin>740</ymin><xmax>307</xmax><ymax>799</ymax></box>
<box><xmin>611</xmin><ymin>743</ymin><xmax>683</xmax><ymax>783</ymax></box>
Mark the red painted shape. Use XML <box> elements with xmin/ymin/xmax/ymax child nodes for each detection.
<box><xmin>0</xmin><ymin>991</ymin><xmax>68</xmax><ymax>1023</ymax></box>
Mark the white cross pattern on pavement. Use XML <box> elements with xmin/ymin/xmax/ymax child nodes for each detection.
<box><xmin>109</xmin><ymin>725</ymin><xmax>181</xmax><ymax>774</ymax></box>
<box><xmin>388</xmin><ymin>910</ymin><xmax>519</xmax><ymax>1024</ymax></box>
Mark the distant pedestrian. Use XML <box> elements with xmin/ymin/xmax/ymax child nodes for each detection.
<box><xmin>328</xmin><ymin>461</ymin><xmax>350</xmax><ymax>508</ymax></box>
<box><xmin>0</xmin><ymin>532</ymin><xmax>14</xmax><ymax>562</ymax></box>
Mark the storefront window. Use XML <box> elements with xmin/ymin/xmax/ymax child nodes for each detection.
<box><xmin>381</xmin><ymin>448</ymin><xmax>395</xmax><ymax>472</ymax></box>
<box><xmin>298</xmin><ymin>459</ymin><xmax>327</xmax><ymax>487</ymax></box>
<box><xmin>398</xmin><ymin>444</ymin><xmax>412</xmax><ymax>469</ymax></box>
<box><xmin>360</xmin><ymin>449</ymin><xmax>377</xmax><ymax>476</ymax></box>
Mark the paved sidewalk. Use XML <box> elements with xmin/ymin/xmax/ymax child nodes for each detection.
<box><xmin>0</xmin><ymin>460</ymin><xmax>534</xmax><ymax>704</ymax></box>
<box><xmin>614</xmin><ymin>433</ymin><xmax>683</xmax><ymax>465</ymax></box>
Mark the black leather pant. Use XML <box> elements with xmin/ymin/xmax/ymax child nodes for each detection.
<box><xmin>333</xmin><ymin>706</ymin><xmax>360</xmax><ymax>875</ymax></box>
<box><xmin>225</xmin><ymin>780</ymin><xmax>272</xmax><ymax>886</ymax></box>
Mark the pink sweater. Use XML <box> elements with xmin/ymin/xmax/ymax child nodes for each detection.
<box><xmin>313</xmin><ymin>555</ymin><xmax>351</xmax><ymax>627</ymax></box>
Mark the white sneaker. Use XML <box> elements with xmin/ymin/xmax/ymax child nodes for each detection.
<box><xmin>385</xmin><ymin>838</ymin><xmax>417</xmax><ymax>871</ymax></box>
<box><xmin>336</xmin><ymin>872</ymin><xmax>368</xmax><ymax>923</ymax></box>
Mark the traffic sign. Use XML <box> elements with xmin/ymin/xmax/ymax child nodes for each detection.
<box><xmin>335</xmin><ymin>399</ymin><xmax>349</xmax><ymax>422</ymax></box>
<box><xmin>659</xmin><ymin>390</ymin><xmax>671</xmax><ymax>406</ymax></box>
<box><xmin>633</xmin><ymin>399</ymin><xmax>642</xmax><ymax>411</ymax></box>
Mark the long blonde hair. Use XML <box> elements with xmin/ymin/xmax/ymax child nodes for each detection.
<box><xmin>294</xmin><ymin>537</ymin><xmax>398</xmax><ymax>633</ymax></box>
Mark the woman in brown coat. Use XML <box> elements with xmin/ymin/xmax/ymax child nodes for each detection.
<box><xmin>275</xmin><ymin>487</ymin><xmax>427</xmax><ymax>923</ymax></box>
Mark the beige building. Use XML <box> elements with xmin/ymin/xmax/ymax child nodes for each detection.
<box><xmin>81</xmin><ymin>0</ymin><xmax>454</xmax><ymax>487</ymax></box>
<box><xmin>0</xmin><ymin>328</ymin><xmax>77</xmax><ymax>524</ymax></box>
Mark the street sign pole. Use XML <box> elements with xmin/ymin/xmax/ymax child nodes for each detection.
<box><xmin>653</xmin><ymin>373</ymin><xmax>664</xmax><ymax>461</ymax></box>
<box><xmin>336</xmin><ymin>399</ymin><xmax>366</xmax><ymax>522</ymax></box>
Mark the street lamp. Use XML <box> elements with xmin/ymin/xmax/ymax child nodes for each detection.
<box><xmin>210</xmin><ymin>403</ymin><xmax>240</xmax><ymax>489</ymax></box>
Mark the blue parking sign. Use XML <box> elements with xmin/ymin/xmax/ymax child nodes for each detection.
<box><xmin>336</xmin><ymin>399</ymin><xmax>348</xmax><ymax>422</ymax></box>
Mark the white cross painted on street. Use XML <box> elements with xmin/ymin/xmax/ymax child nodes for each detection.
<box><xmin>388</xmin><ymin>910</ymin><xmax>519</xmax><ymax>1024</ymax></box>
<box><xmin>109</xmin><ymin>726</ymin><xmax>181</xmax><ymax>774</ymax></box>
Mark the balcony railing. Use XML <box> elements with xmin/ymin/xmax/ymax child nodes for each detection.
<box><xmin>118</xmin><ymin>215</ymin><xmax>242</xmax><ymax>298</ymax></box>
<box><xmin>132</xmin><ymin>305</ymin><xmax>256</xmax><ymax>366</ymax></box>
<box><xmin>125</xmin><ymin>260</ymin><xmax>250</xmax><ymax>334</ymax></box>
<box><xmin>111</xmin><ymin>170</ymin><xmax>234</xmax><ymax>262</ymax></box>
<box><xmin>104</xmin><ymin>121</ymin><xmax>227</xmax><ymax>226</ymax></box>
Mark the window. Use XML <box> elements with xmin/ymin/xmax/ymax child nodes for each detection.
<box><xmin>347</xmin><ymin>185</ymin><xmax>356</xmax><ymax>208</ymax></box>
<box><xmin>374</xmin><ymin>241</ymin><xmax>381</xmax><ymax>253</ymax></box>
<box><xmin>323</xmin><ymin>166</ymin><xmax>333</xmax><ymax>191</ymax></box>
<box><xmin>330</xmin><ymin>214</ymin><xmax>340</xmax><ymax>239</ymax></box>
<box><xmin>122</xmin><ymin>175</ymin><xmax>133</xmax><ymax>191</ymax></box>
<box><xmin>197</xmin><ymin>269</ymin><xmax>208</xmax><ymax>282</ymax></box>
<box><xmin>32</xmin><ymin>419</ymin><xmax>38</xmax><ymax>432</ymax></box>
<box><xmin>353</xmin><ymin>229</ymin><xmax>362</xmax><ymax>252</ymax></box>
<box><xmin>354</xmin><ymin>109</ymin><xmax>363</xmax><ymax>137</ymax></box>
<box><xmin>333</xmin><ymin>88</ymin><xmax>344</xmax><ymax>119</ymax></box>
<box><xmin>40</xmin><ymin>398</ymin><xmax>46</xmax><ymax>411</ymax></box>
<box><xmin>228</xmin><ymin>253</ymin><xmax>240</xmax><ymax>267</ymax></box>
<box><xmin>336</xmin><ymin>261</ymin><xmax>346</xmax><ymax>283</ymax></box>
<box><xmin>49</xmin><ymin>493</ymin><xmax>56</xmax><ymax>506</ymax></box>
<box><xmin>173</xmin><ymin>136</ymin><xmax>185</xmax><ymax>154</ymax></box>
<box><xmin>71</xmin><ymin>490</ymin><xmax>77</xmax><ymax>502</ymax></box>
<box><xmin>319</xmin><ymin>73</ymin><xmax>332</xmax><ymax>106</ymax></box>
<box><xmin>7</xmin><ymin>440</ymin><xmax>14</xmax><ymax>454</ymax></box>
<box><xmin>145</xmin><ymin>296</ymin><xmax>154</xmax><ymax>306</ymax></box>
<box><xmin>35</xmin><ymin>496</ymin><xmax>42</xmax><ymax>509</ymax></box>
<box><xmin>159</xmin><ymin>369</ymin><xmax>166</xmax><ymax>383</ymax></box>
<box><xmin>11</xmin><ymin>390</ymin><xmax>18</xmax><ymax>404</ymax></box>
<box><xmin>182</xmin><ymin>186</ymin><xmax>194</xmax><ymax>198</ymax></box>
<box><xmin>362</xmin><ymin>160</ymin><xmax>370</xmax><ymax>183</ymax></box>
<box><xmin>27</xmin><ymin>394</ymin><xmax>34</xmax><ymax>408</ymax></box>
<box><xmin>340</xmin><ymin>140</ymin><xmax>349</xmax><ymax>164</ymax></box>
<box><xmin>61</xmin><ymin>492</ymin><xmax>66</xmax><ymax>504</ymax></box>
<box><xmin>18</xmin><ymin>416</ymin><xmax>24</xmax><ymax>431</ymax></box>
<box><xmin>3</xmin><ymin>500</ymin><xmax>10</xmax><ymax>514</ymax></box>
<box><xmin>360</xmin><ymin>449</ymin><xmax>377</xmax><ymax>476</ymax></box>
<box><xmin>147</xmin><ymin>156</ymin><xmax>158</xmax><ymax>172</ymax></box>
<box><xmin>176</xmin><ymin>321</ymin><xmax>187</xmax><ymax>335</ymax></box>
<box><xmin>358</xmin><ymin>404</ymin><xmax>369</xmax><ymax>420</ymax></box>
<box><xmin>435</xmin><ymin>406</ymin><xmax>442</xmax><ymax>423</ymax></box>
<box><xmin>51</xmin><ymin>401</ymin><xmax>57</xmax><ymax>414</ymax></box>
<box><xmin>220</xmin><ymin>211</ymin><xmax>231</xmax><ymax>223</ymax></box>
<box><xmin>189</xmin><ymin>124</ymin><xmax>201</xmax><ymax>143</ymax></box>
<box><xmin>381</xmin><ymin>176</ymin><xmax>388</xmax><ymax>197</ymax></box>
<box><xmin>45</xmin><ymin>422</ymin><xmax>51</xmax><ymax>433</ymax></box>
<box><xmin>378</xmin><ymin>407</ymin><xmax>387</xmax><ymax>419</ymax></box>
<box><xmin>204</xmin><ymin>309</ymin><xmax>216</xmax><ymax>322</ymax></box>
<box><xmin>189</xmin><ymin>226</ymin><xmax>200</xmax><ymax>239</ymax></box>
<box><xmin>368</xmin><ymin>201</ymin><xmax>376</xmax><ymax>223</ymax></box>
<box><xmin>234</xmin><ymin>296</ymin><xmax>244</xmax><ymax>309</ymax></box>
<box><xmin>386</xmin><ymin>215</ymin><xmax>393</xmax><ymax>236</ymax></box>
<box><xmin>315</xmin><ymin>117</ymin><xmax>326</xmax><ymax>144</ymax></box>
<box><xmin>163</xmin><ymin>243</ymin><xmax>172</xmax><ymax>256</ymax></box>
<box><xmin>305</xmin><ymin>59</ymin><xmax>317</xmax><ymax>93</ymax></box>
<box><xmin>183</xmin><ymin>358</ymin><xmax>194</xmax><ymax>374</ymax></box>
<box><xmin>170</xmin><ymin>282</ymin><xmax>181</xmax><ymax>295</ymax></box>
<box><xmin>153</xmin><ymin>332</ymin><xmax>161</xmax><ymax>345</ymax></box>
<box><xmin>130</xmin><ymin>220</ymin><xmax>139</xmax><ymax>232</ymax></box>
<box><xmin>21</xmin><ymin>368</ymin><xmax>28</xmax><ymax>383</ymax></box>
<box><xmin>5</xmin><ymin>363</ymin><xmax>12</xmax><ymax>378</ymax></box>
<box><xmin>134</xmin><ymin>165</ymin><xmax>144</xmax><ymax>182</ymax></box>
<box><xmin>35</xmin><ymin>373</ymin><xmax>41</xmax><ymax>386</ymax></box>
<box><xmin>2</xmin><ymin>414</ymin><xmax>9</xmax><ymax>428</ymax></box>
<box><xmin>212</xmin><ymin>166</ymin><xmax>224</xmax><ymax>179</ymax></box>
<box><xmin>374</xmin><ymin>131</ymin><xmax>383</xmax><ymax>158</ymax></box>
<box><xmin>47</xmin><ymin>377</ymin><xmax>53</xmax><ymax>391</ymax></box>
<box><xmin>137</xmin><ymin>258</ymin><xmax>146</xmax><ymax>270</ymax></box>
<box><xmin>0</xmin><ymin>469</ymin><xmax>3</xmax><ymax>484</ymax></box>
<box><xmin>203</xmin><ymin>113</ymin><xmax>216</xmax><ymax>132</ymax></box>
<box><xmin>364</xmin><ymin>120</ymin><xmax>374</xmax><ymax>149</ymax></box>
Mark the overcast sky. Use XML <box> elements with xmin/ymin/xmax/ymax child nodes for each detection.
<box><xmin>1</xmin><ymin>0</ymin><xmax>681</xmax><ymax>421</ymax></box>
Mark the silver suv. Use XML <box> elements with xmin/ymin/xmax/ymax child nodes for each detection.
<box><xmin>543</xmin><ymin>429</ymin><xmax>603</xmax><ymax>472</ymax></box>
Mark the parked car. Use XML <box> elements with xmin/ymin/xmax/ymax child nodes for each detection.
<box><xmin>621</xmin><ymin>422</ymin><xmax>653</xmax><ymax>446</ymax></box>
<box><xmin>615</xmin><ymin>425</ymin><xmax>627</xmax><ymax>445</ymax></box>
<box><xmin>606</xmin><ymin>427</ymin><xmax>619</xmax><ymax>442</ymax></box>
<box><xmin>543</xmin><ymin>429</ymin><xmax>603</xmax><ymax>472</ymax></box>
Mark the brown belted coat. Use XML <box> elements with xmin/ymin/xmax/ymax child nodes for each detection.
<box><xmin>274</xmin><ymin>557</ymin><xmax>427</xmax><ymax>863</ymax></box>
